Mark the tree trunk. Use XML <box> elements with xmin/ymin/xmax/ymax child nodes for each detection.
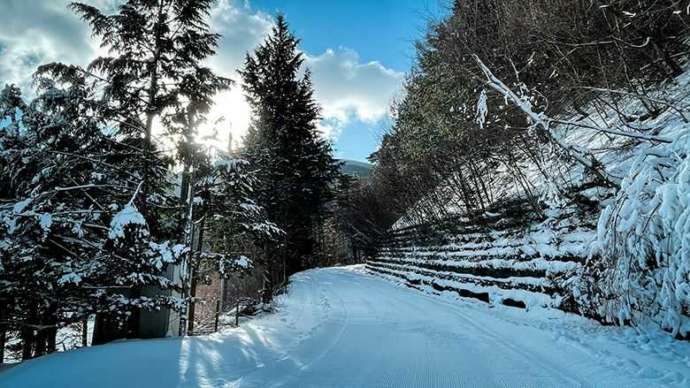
<box><xmin>34</xmin><ymin>329</ymin><xmax>46</xmax><ymax>357</ymax></box>
<box><xmin>21</xmin><ymin>327</ymin><xmax>34</xmax><ymax>360</ymax></box>
<box><xmin>45</xmin><ymin>303</ymin><xmax>57</xmax><ymax>354</ymax></box>
<box><xmin>126</xmin><ymin>289</ymin><xmax>141</xmax><ymax>339</ymax></box>
<box><xmin>187</xmin><ymin>266</ymin><xmax>197</xmax><ymax>335</ymax></box>
<box><xmin>46</xmin><ymin>327</ymin><xmax>57</xmax><ymax>354</ymax></box>
<box><xmin>82</xmin><ymin>318</ymin><xmax>88</xmax><ymax>347</ymax></box>
<box><xmin>0</xmin><ymin>302</ymin><xmax>6</xmax><ymax>364</ymax></box>
<box><xmin>45</xmin><ymin>319</ymin><xmax>57</xmax><ymax>354</ymax></box>
<box><xmin>91</xmin><ymin>314</ymin><xmax>104</xmax><ymax>345</ymax></box>
<box><xmin>261</xmin><ymin>264</ymin><xmax>272</xmax><ymax>305</ymax></box>
<box><xmin>21</xmin><ymin>306</ymin><xmax>37</xmax><ymax>360</ymax></box>
<box><xmin>128</xmin><ymin>2</ymin><xmax>165</xmax><ymax>341</ymax></box>
<box><xmin>140</xmin><ymin>0</ymin><xmax>165</xmax><ymax>218</ymax></box>
<box><xmin>0</xmin><ymin>329</ymin><xmax>5</xmax><ymax>364</ymax></box>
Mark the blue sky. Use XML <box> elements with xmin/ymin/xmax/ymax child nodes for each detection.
<box><xmin>254</xmin><ymin>0</ymin><xmax>445</xmax><ymax>71</ymax></box>
<box><xmin>0</xmin><ymin>0</ymin><xmax>449</xmax><ymax>162</ymax></box>
<box><xmin>252</xmin><ymin>0</ymin><xmax>447</xmax><ymax>162</ymax></box>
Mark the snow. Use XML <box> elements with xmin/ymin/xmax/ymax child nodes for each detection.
<box><xmin>57</xmin><ymin>272</ymin><xmax>82</xmax><ymax>286</ymax></box>
<box><xmin>475</xmin><ymin>89</ymin><xmax>488</xmax><ymax>129</ymax></box>
<box><xmin>12</xmin><ymin>198</ymin><xmax>31</xmax><ymax>214</ymax></box>
<box><xmin>236</xmin><ymin>255</ymin><xmax>251</xmax><ymax>269</ymax></box>
<box><xmin>239</xmin><ymin>202</ymin><xmax>261</xmax><ymax>213</ymax></box>
<box><xmin>2</xmin><ymin>266</ymin><xmax>690</xmax><ymax>388</ymax></box>
<box><xmin>108</xmin><ymin>204</ymin><xmax>146</xmax><ymax>240</ymax></box>
<box><xmin>385</xmin><ymin>63</ymin><xmax>690</xmax><ymax>336</ymax></box>
<box><xmin>215</xmin><ymin>158</ymin><xmax>250</xmax><ymax>172</ymax></box>
<box><xmin>148</xmin><ymin>241</ymin><xmax>187</xmax><ymax>268</ymax></box>
<box><xmin>2</xmin><ymin>318</ymin><xmax>94</xmax><ymax>364</ymax></box>
<box><xmin>588</xmin><ymin>127</ymin><xmax>690</xmax><ymax>334</ymax></box>
<box><xmin>0</xmin><ymin>115</ymin><xmax>10</xmax><ymax>131</ymax></box>
<box><xmin>38</xmin><ymin>213</ymin><xmax>52</xmax><ymax>233</ymax></box>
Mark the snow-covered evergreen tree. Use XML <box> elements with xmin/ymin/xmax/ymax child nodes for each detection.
<box><xmin>31</xmin><ymin>0</ymin><xmax>231</xmax><ymax>342</ymax></box>
<box><xmin>206</xmin><ymin>157</ymin><xmax>283</xmax><ymax>275</ymax></box>
<box><xmin>0</xmin><ymin>76</ymin><xmax>116</xmax><ymax>358</ymax></box>
<box><xmin>240</xmin><ymin>16</ymin><xmax>341</xmax><ymax>292</ymax></box>
<box><xmin>178</xmin><ymin>143</ymin><xmax>282</xmax><ymax>333</ymax></box>
<box><xmin>0</xmin><ymin>69</ymin><xmax>185</xmax><ymax>358</ymax></box>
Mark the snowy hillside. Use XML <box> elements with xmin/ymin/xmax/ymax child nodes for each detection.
<box><xmin>369</xmin><ymin>68</ymin><xmax>690</xmax><ymax>338</ymax></box>
<box><xmin>339</xmin><ymin>159</ymin><xmax>372</xmax><ymax>178</ymax></box>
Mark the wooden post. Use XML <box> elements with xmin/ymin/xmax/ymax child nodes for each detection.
<box><xmin>214</xmin><ymin>299</ymin><xmax>220</xmax><ymax>332</ymax></box>
<box><xmin>235</xmin><ymin>283</ymin><xmax>240</xmax><ymax>327</ymax></box>
<box><xmin>187</xmin><ymin>270</ymin><xmax>197</xmax><ymax>336</ymax></box>
<box><xmin>0</xmin><ymin>301</ymin><xmax>6</xmax><ymax>364</ymax></box>
<box><xmin>179</xmin><ymin>155</ymin><xmax>196</xmax><ymax>337</ymax></box>
<box><xmin>187</xmin><ymin>196</ymin><xmax>207</xmax><ymax>336</ymax></box>
<box><xmin>82</xmin><ymin>318</ymin><xmax>88</xmax><ymax>347</ymax></box>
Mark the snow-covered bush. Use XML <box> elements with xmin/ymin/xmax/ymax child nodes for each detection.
<box><xmin>584</xmin><ymin>133</ymin><xmax>690</xmax><ymax>337</ymax></box>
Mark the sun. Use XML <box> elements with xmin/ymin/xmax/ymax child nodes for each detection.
<box><xmin>196</xmin><ymin>84</ymin><xmax>252</xmax><ymax>153</ymax></box>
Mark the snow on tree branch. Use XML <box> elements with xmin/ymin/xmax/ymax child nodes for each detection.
<box><xmin>472</xmin><ymin>54</ymin><xmax>622</xmax><ymax>187</ymax></box>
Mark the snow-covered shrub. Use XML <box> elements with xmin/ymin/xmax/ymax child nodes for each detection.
<box><xmin>584</xmin><ymin>133</ymin><xmax>690</xmax><ymax>336</ymax></box>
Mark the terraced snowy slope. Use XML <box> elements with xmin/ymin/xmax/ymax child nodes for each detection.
<box><xmin>2</xmin><ymin>266</ymin><xmax>690</xmax><ymax>387</ymax></box>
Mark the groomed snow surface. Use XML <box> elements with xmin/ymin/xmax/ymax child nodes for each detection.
<box><xmin>2</xmin><ymin>266</ymin><xmax>690</xmax><ymax>388</ymax></box>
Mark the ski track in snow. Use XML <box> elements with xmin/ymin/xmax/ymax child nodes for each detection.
<box><xmin>2</xmin><ymin>265</ymin><xmax>690</xmax><ymax>388</ymax></box>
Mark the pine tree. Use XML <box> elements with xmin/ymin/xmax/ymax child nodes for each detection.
<box><xmin>0</xmin><ymin>78</ymin><xmax>106</xmax><ymax>359</ymax></box>
<box><xmin>239</xmin><ymin>16</ymin><xmax>341</xmax><ymax>292</ymax></box>
<box><xmin>35</xmin><ymin>0</ymin><xmax>232</xmax><ymax>341</ymax></box>
<box><xmin>0</xmin><ymin>83</ymin><xmax>27</xmax><ymax>363</ymax></box>
<box><xmin>0</xmin><ymin>75</ymin><xmax>101</xmax><ymax>357</ymax></box>
<box><xmin>0</xmin><ymin>66</ymin><xmax>194</xmax><ymax>358</ymax></box>
<box><xmin>206</xmin><ymin>157</ymin><xmax>283</xmax><ymax>276</ymax></box>
<box><xmin>65</xmin><ymin>0</ymin><xmax>231</xmax><ymax>227</ymax></box>
<box><xmin>1</xmin><ymin>1</ymin><xmax>247</xmax><ymax>356</ymax></box>
<box><xmin>172</xmin><ymin>128</ymin><xmax>282</xmax><ymax>333</ymax></box>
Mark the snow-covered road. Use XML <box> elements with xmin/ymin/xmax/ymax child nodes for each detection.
<box><xmin>3</xmin><ymin>266</ymin><xmax>690</xmax><ymax>387</ymax></box>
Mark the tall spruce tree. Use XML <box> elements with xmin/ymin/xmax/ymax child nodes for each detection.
<box><xmin>240</xmin><ymin>16</ymin><xmax>340</xmax><ymax>291</ymax></box>
<box><xmin>0</xmin><ymin>84</ymin><xmax>27</xmax><ymax>362</ymax></box>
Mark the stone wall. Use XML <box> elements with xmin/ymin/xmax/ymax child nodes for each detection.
<box><xmin>367</xmin><ymin>197</ymin><xmax>597</xmax><ymax>311</ymax></box>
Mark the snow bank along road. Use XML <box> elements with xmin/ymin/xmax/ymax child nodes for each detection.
<box><xmin>3</xmin><ymin>266</ymin><xmax>690</xmax><ymax>388</ymax></box>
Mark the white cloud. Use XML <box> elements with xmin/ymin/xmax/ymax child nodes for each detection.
<box><xmin>199</xmin><ymin>0</ymin><xmax>273</xmax><ymax>148</ymax></box>
<box><xmin>0</xmin><ymin>1</ymin><xmax>100</xmax><ymax>92</ymax></box>
<box><xmin>306</xmin><ymin>48</ymin><xmax>404</xmax><ymax>125</ymax></box>
<box><xmin>316</xmin><ymin>118</ymin><xmax>345</xmax><ymax>140</ymax></box>
<box><xmin>0</xmin><ymin>0</ymin><xmax>404</xmax><ymax>146</ymax></box>
<box><xmin>208</xmin><ymin>0</ymin><xmax>273</xmax><ymax>77</ymax></box>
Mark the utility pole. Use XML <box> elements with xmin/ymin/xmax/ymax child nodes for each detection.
<box><xmin>179</xmin><ymin>165</ymin><xmax>196</xmax><ymax>336</ymax></box>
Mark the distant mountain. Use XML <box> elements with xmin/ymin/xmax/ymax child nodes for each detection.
<box><xmin>339</xmin><ymin>159</ymin><xmax>373</xmax><ymax>178</ymax></box>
